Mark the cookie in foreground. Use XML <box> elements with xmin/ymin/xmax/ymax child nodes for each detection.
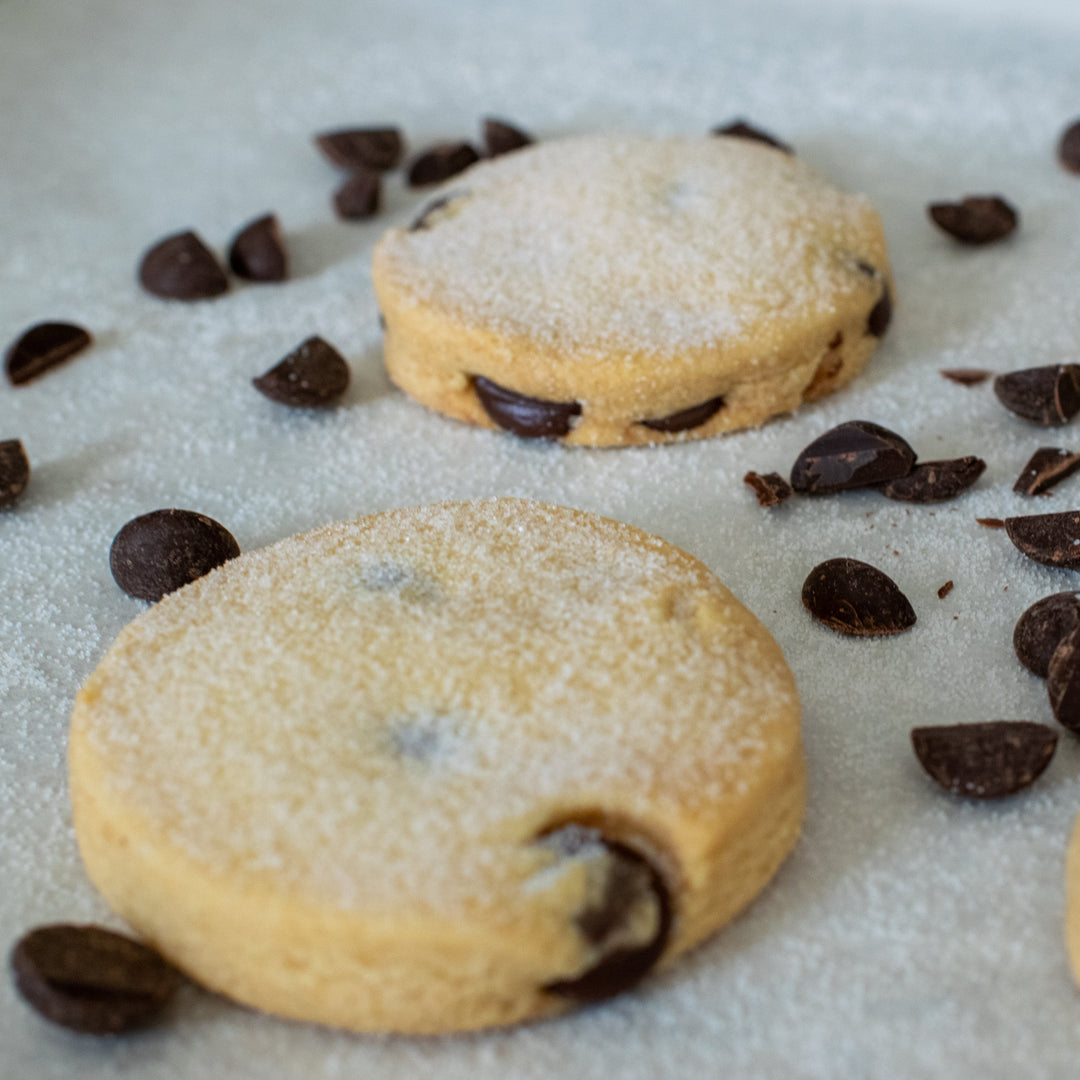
<box><xmin>373</xmin><ymin>134</ymin><xmax>893</xmax><ymax>446</ymax></box>
<box><xmin>69</xmin><ymin>498</ymin><xmax>805</xmax><ymax>1033</ymax></box>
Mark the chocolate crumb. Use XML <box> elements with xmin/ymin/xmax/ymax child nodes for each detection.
<box><xmin>976</xmin><ymin>517</ymin><xmax>1006</xmax><ymax>529</ymax></box>
<box><xmin>937</xmin><ymin>581</ymin><xmax>954</xmax><ymax>599</ymax></box>
<box><xmin>744</xmin><ymin>471</ymin><xmax>793</xmax><ymax>508</ymax></box>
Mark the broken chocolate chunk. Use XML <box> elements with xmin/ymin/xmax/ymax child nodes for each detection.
<box><xmin>1014</xmin><ymin>591</ymin><xmax>1080</xmax><ymax>677</ymax></box>
<box><xmin>253</xmin><ymin>336</ymin><xmax>350</xmax><ymax>407</ymax></box>
<box><xmin>0</xmin><ymin>439</ymin><xmax>30</xmax><ymax>508</ymax></box>
<box><xmin>801</xmin><ymin>557</ymin><xmax>916</xmax><ymax>637</ymax></box>
<box><xmin>5</xmin><ymin>322</ymin><xmax>92</xmax><ymax>385</ymax></box>
<box><xmin>1005</xmin><ymin>510</ymin><xmax>1080</xmax><ymax>569</ymax></box>
<box><xmin>333</xmin><ymin>170</ymin><xmax>381</xmax><ymax>220</ymax></box>
<box><xmin>315</xmin><ymin>127</ymin><xmax>403</xmax><ymax>171</ymax></box>
<box><xmin>1049</xmin><ymin>628</ymin><xmax>1080</xmax><ymax>732</ymax></box>
<box><xmin>928</xmin><ymin>196</ymin><xmax>1018</xmax><ymax>245</ymax></box>
<box><xmin>940</xmin><ymin>368</ymin><xmax>990</xmax><ymax>386</ymax></box>
<box><xmin>879</xmin><ymin>456</ymin><xmax>985</xmax><ymax>503</ymax></box>
<box><xmin>937</xmin><ymin>581</ymin><xmax>954</xmax><ymax>600</ymax></box>
<box><xmin>640</xmin><ymin>394</ymin><xmax>725</xmax><ymax>433</ymax></box>
<box><xmin>483</xmin><ymin>118</ymin><xmax>533</xmax><ymax>157</ymax></box>
<box><xmin>993</xmin><ymin>365</ymin><xmax>1080</xmax><ymax>426</ymax></box>
<box><xmin>1058</xmin><ymin>119</ymin><xmax>1080</xmax><ymax>175</ymax></box>
<box><xmin>407</xmin><ymin>142</ymin><xmax>480</xmax><ymax>186</ymax></box>
<box><xmin>228</xmin><ymin>214</ymin><xmax>287</xmax><ymax>282</ymax></box>
<box><xmin>138</xmin><ymin>231</ymin><xmax>229</xmax><ymax>301</ymax></box>
<box><xmin>1013</xmin><ymin>447</ymin><xmax>1080</xmax><ymax>496</ymax></box>
<box><xmin>711</xmin><ymin>119</ymin><xmax>792</xmax><ymax>154</ymax></box>
<box><xmin>790</xmin><ymin>420</ymin><xmax>915</xmax><ymax>494</ymax></box>
<box><xmin>473</xmin><ymin>375</ymin><xmax>581</xmax><ymax>439</ymax></box>
<box><xmin>744</xmin><ymin>470</ymin><xmax>793</xmax><ymax>508</ymax></box>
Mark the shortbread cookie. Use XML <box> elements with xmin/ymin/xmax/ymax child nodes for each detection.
<box><xmin>69</xmin><ymin>498</ymin><xmax>805</xmax><ymax>1034</ymax></box>
<box><xmin>373</xmin><ymin>134</ymin><xmax>893</xmax><ymax>446</ymax></box>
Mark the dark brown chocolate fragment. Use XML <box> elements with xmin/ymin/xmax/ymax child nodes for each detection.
<box><xmin>993</xmin><ymin>365</ymin><xmax>1080</xmax><ymax>426</ymax></box>
<box><xmin>1058</xmin><ymin>120</ymin><xmax>1080</xmax><ymax>175</ymax></box>
<box><xmin>333</xmin><ymin>170</ymin><xmax>381</xmax><ymax>221</ymax></box>
<box><xmin>976</xmin><ymin>517</ymin><xmax>1005</xmax><ymax>528</ymax></box>
<box><xmin>937</xmin><ymin>580</ymin><xmax>954</xmax><ymax>599</ymax></box>
<box><xmin>314</xmin><ymin>127</ymin><xmax>403</xmax><ymax>171</ymax></box>
<box><xmin>1049</xmin><ymin>628</ymin><xmax>1080</xmax><ymax>731</ymax></box>
<box><xmin>0</xmin><ymin>440</ymin><xmax>30</xmax><ymax>508</ymax></box>
<box><xmin>744</xmin><ymin>470</ymin><xmax>793</xmax><ymax>508</ymax></box>
<box><xmin>5</xmin><ymin>322</ymin><xmax>92</xmax><ymax>385</ymax></box>
<box><xmin>1005</xmin><ymin>510</ymin><xmax>1080</xmax><ymax>569</ymax></box>
<box><xmin>640</xmin><ymin>394</ymin><xmax>725</xmax><ymax>433</ymax></box>
<box><xmin>407</xmin><ymin>142</ymin><xmax>480</xmax><ymax>187</ymax></box>
<box><xmin>138</xmin><ymin>231</ymin><xmax>229</xmax><ymax>301</ymax></box>
<box><xmin>1013</xmin><ymin>591</ymin><xmax>1080</xmax><ymax>677</ymax></box>
<box><xmin>911</xmin><ymin>721</ymin><xmax>1057</xmax><ymax>799</ymax></box>
<box><xmin>867</xmin><ymin>283</ymin><xmax>892</xmax><ymax>337</ymax></box>
<box><xmin>940</xmin><ymin>368</ymin><xmax>990</xmax><ymax>386</ymax></box>
<box><xmin>473</xmin><ymin>375</ymin><xmax>581</xmax><ymax>439</ymax></box>
<box><xmin>879</xmin><ymin>456</ymin><xmax>985</xmax><ymax>503</ymax></box>
<box><xmin>10</xmin><ymin>924</ymin><xmax>181</xmax><ymax>1034</ymax></box>
<box><xmin>253</xmin><ymin>336</ymin><xmax>350</xmax><ymax>408</ymax></box>
<box><xmin>801</xmin><ymin>557</ymin><xmax>916</xmax><ymax>637</ymax></box>
<box><xmin>110</xmin><ymin>508</ymin><xmax>240</xmax><ymax>602</ymax></box>
<box><xmin>483</xmin><ymin>118</ymin><xmax>533</xmax><ymax>157</ymax></box>
<box><xmin>1013</xmin><ymin>447</ymin><xmax>1080</xmax><ymax>496</ymax></box>
<box><xmin>928</xmin><ymin>196</ymin><xmax>1018</xmax><ymax>245</ymax></box>
<box><xmin>711</xmin><ymin>119</ymin><xmax>792</xmax><ymax>155</ymax></box>
<box><xmin>227</xmin><ymin>214</ymin><xmax>287</xmax><ymax>282</ymax></box>
<box><xmin>790</xmin><ymin>420</ymin><xmax>915</xmax><ymax>494</ymax></box>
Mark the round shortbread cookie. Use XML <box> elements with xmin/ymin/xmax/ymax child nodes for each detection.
<box><xmin>373</xmin><ymin>134</ymin><xmax>893</xmax><ymax>447</ymax></box>
<box><xmin>69</xmin><ymin>499</ymin><xmax>805</xmax><ymax>1034</ymax></box>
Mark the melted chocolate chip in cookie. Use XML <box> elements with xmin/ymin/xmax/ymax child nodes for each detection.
<box><xmin>640</xmin><ymin>394</ymin><xmax>726</xmax><ymax>433</ymax></box>
<box><xmin>711</xmin><ymin>119</ymin><xmax>793</xmax><ymax>154</ymax></box>
<box><xmin>473</xmin><ymin>376</ymin><xmax>581</xmax><ymax>438</ymax></box>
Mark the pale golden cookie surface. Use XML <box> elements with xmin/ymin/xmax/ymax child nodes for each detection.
<box><xmin>70</xmin><ymin>498</ymin><xmax>804</xmax><ymax>1034</ymax></box>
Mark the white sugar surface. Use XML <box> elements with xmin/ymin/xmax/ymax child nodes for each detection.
<box><xmin>3</xmin><ymin>0</ymin><xmax>1080</xmax><ymax>1076</ymax></box>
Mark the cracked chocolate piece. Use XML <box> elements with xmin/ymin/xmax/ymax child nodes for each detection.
<box><xmin>228</xmin><ymin>214</ymin><xmax>287</xmax><ymax>282</ymax></box>
<box><xmin>1013</xmin><ymin>447</ymin><xmax>1080</xmax><ymax>496</ymax></box>
<box><xmin>928</xmin><ymin>196</ymin><xmax>1018</xmax><ymax>245</ymax></box>
<box><xmin>879</xmin><ymin>456</ymin><xmax>985</xmax><ymax>503</ymax></box>
<box><xmin>473</xmin><ymin>375</ymin><xmax>581</xmax><ymax>438</ymax></box>
<box><xmin>1004</xmin><ymin>510</ymin><xmax>1080</xmax><ymax>569</ymax></box>
<box><xmin>407</xmin><ymin>142</ymin><xmax>480</xmax><ymax>187</ymax></box>
<box><xmin>333</xmin><ymin>170</ymin><xmax>381</xmax><ymax>221</ymax></box>
<box><xmin>1049</xmin><ymin>628</ymin><xmax>1080</xmax><ymax>732</ymax></box>
<box><xmin>315</xmin><ymin>127</ymin><xmax>403</xmax><ymax>171</ymax></box>
<box><xmin>993</xmin><ymin>365</ymin><xmax>1080</xmax><ymax>426</ymax></box>
<box><xmin>640</xmin><ymin>394</ymin><xmax>725</xmax><ymax>433</ymax></box>
<box><xmin>253</xmin><ymin>336</ymin><xmax>350</xmax><ymax>407</ymax></box>
<box><xmin>790</xmin><ymin>420</ymin><xmax>915</xmax><ymax>494</ymax></box>
<box><xmin>483</xmin><ymin>118</ymin><xmax>533</xmax><ymax>157</ymax></box>
<box><xmin>138</xmin><ymin>230</ymin><xmax>229</xmax><ymax>301</ymax></box>
<box><xmin>802</xmin><ymin>557</ymin><xmax>916</xmax><ymax>637</ymax></box>
<box><xmin>0</xmin><ymin>439</ymin><xmax>30</xmax><ymax>508</ymax></box>
<box><xmin>1014</xmin><ymin>591</ymin><xmax>1080</xmax><ymax>677</ymax></box>
<box><xmin>744</xmin><ymin>470</ymin><xmax>793</xmax><ymax>508</ymax></box>
<box><xmin>711</xmin><ymin>119</ymin><xmax>792</xmax><ymax>154</ymax></box>
<box><xmin>5</xmin><ymin>321</ymin><xmax>92</xmax><ymax>385</ymax></box>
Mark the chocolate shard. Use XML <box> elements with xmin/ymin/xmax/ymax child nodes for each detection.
<box><xmin>228</xmin><ymin>214</ymin><xmax>287</xmax><ymax>282</ymax></box>
<box><xmin>790</xmin><ymin>420</ymin><xmax>915</xmax><ymax>494</ymax></box>
<box><xmin>138</xmin><ymin>230</ymin><xmax>229</xmax><ymax>301</ymax></box>
<box><xmin>483</xmin><ymin>118</ymin><xmax>533</xmax><ymax>157</ymax></box>
<box><xmin>928</xmin><ymin>196</ymin><xmax>1018</xmax><ymax>245</ymax></box>
<box><xmin>1014</xmin><ymin>591</ymin><xmax>1080</xmax><ymax>677</ymax></box>
<box><xmin>1004</xmin><ymin>510</ymin><xmax>1080</xmax><ymax>569</ymax></box>
<box><xmin>1058</xmin><ymin>119</ymin><xmax>1080</xmax><ymax>175</ymax></box>
<box><xmin>1049</xmin><ymin>628</ymin><xmax>1080</xmax><ymax>731</ymax></box>
<box><xmin>0</xmin><ymin>439</ymin><xmax>30</xmax><ymax>508</ymax></box>
<box><xmin>976</xmin><ymin>517</ymin><xmax>1005</xmax><ymax>529</ymax></box>
<box><xmin>911</xmin><ymin>721</ymin><xmax>1057</xmax><ymax>799</ymax></box>
<box><xmin>253</xmin><ymin>336</ymin><xmax>350</xmax><ymax>408</ymax></box>
<box><xmin>333</xmin><ymin>170</ymin><xmax>381</xmax><ymax>221</ymax></box>
<box><xmin>940</xmin><ymin>368</ymin><xmax>990</xmax><ymax>386</ymax></box>
<box><xmin>5</xmin><ymin>322</ymin><xmax>92</xmax><ymax>385</ymax></box>
<box><xmin>744</xmin><ymin>470</ymin><xmax>793</xmax><ymax>508</ymax></box>
<box><xmin>801</xmin><ymin>557</ymin><xmax>916</xmax><ymax>637</ymax></box>
<box><xmin>473</xmin><ymin>375</ymin><xmax>581</xmax><ymax>439</ymax></box>
<box><xmin>110</xmin><ymin>508</ymin><xmax>241</xmax><ymax>602</ymax></box>
<box><xmin>1013</xmin><ymin>447</ymin><xmax>1080</xmax><ymax>496</ymax></box>
<box><xmin>711</xmin><ymin>119</ymin><xmax>793</xmax><ymax>154</ymax></box>
<box><xmin>314</xmin><ymin>127</ymin><xmax>403</xmax><ymax>171</ymax></box>
<box><xmin>640</xmin><ymin>394</ymin><xmax>725</xmax><ymax>433</ymax></box>
<box><xmin>407</xmin><ymin>142</ymin><xmax>480</xmax><ymax>186</ymax></box>
<box><xmin>993</xmin><ymin>365</ymin><xmax>1080</xmax><ymax>426</ymax></box>
<box><xmin>879</xmin><ymin>456</ymin><xmax>986</xmax><ymax>503</ymax></box>
<box><xmin>10</xmin><ymin>924</ymin><xmax>182</xmax><ymax>1034</ymax></box>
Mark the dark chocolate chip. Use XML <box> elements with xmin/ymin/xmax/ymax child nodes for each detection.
<box><xmin>1005</xmin><ymin>510</ymin><xmax>1080</xmax><ymax>569</ymax></box>
<box><xmin>5</xmin><ymin>322</ymin><xmax>92</xmax><ymax>386</ymax></box>
<box><xmin>937</xmin><ymin>580</ymin><xmax>954</xmax><ymax>599</ymax></box>
<box><xmin>10</xmin><ymin>924</ymin><xmax>181</xmax><ymax>1034</ymax></box>
<box><xmin>879</xmin><ymin>456</ymin><xmax>986</xmax><ymax>503</ymax></box>
<box><xmin>911</xmin><ymin>721</ymin><xmax>1057</xmax><ymax>799</ymax></box>
<box><xmin>867</xmin><ymin>282</ymin><xmax>892</xmax><ymax>337</ymax></box>
<box><xmin>1014</xmin><ymin>448</ymin><xmax>1080</xmax><ymax>496</ymax></box>
<box><xmin>253</xmin><ymin>336</ymin><xmax>350</xmax><ymax>408</ymax></box>
<box><xmin>1013</xmin><ymin>591</ymin><xmax>1080</xmax><ymax>677</ymax></box>
<box><xmin>940</xmin><ymin>368</ymin><xmax>990</xmax><ymax>386</ymax></box>
<box><xmin>640</xmin><ymin>394</ymin><xmax>725</xmax><ymax>433</ymax></box>
<box><xmin>110</xmin><ymin>508</ymin><xmax>240</xmax><ymax>602</ymax></box>
<box><xmin>801</xmin><ymin>557</ymin><xmax>916</xmax><ymax>637</ymax></box>
<box><xmin>790</xmin><ymin>420</ymin><xmax>915</xmax><ymax>494</ymax></box>
<box><xmin>473</xmin><ymin>375</ymin><xmax>581</xmax><ymax>439</ymax></box>
<box><xmin>993</xmin><ymin>365</ymin><xmax>1080</xmax><ymax>426</ymax></box>
<box><xmin>928</xmin><ymin>196</ymin><xmax>1018</xmax><ymax>245</ymax></box>
<box><xmin>0</xmin><ymin>439</ymin><xmax>30</xmax><ymax>508</ymax></box>
<box><xmin>227</xmin><ymin>214</ymin><xmax>287</xmax><ymax>282</ymax></box>
<box><xmin>138</xmin><ymin>231</ymin><xmax>229</xmax><ymax>301</ymax></box>
<box><xmin>483</xmin><ymin>118</ymin><xmax>533</xmax><ymax>157</ymax></box>
<box><xmin>314</xmin><ymin>127</ymin><xmax>403</xmax><ymax>171</ymax></box>
<box><xmin>744</xmin><ymin>470</ymin><xmax>793</xmax><ymax>508</ymax></box>
<box><xmin>1049</xmin><ymin>628</ymin><xmax>1080</xmax><ymax>731</ymax></box>
<box><xmin>407</xmin><ymin>142</ymin><xmax>480</xmax><ymax>187</ymax></box>
<box><xmin>976</xmin><ymin>517</ymin><xmax>1005</xmax><ymax>529</ymax></box>
<box><xmin>333</xmin><ymin>170</ymin><xmax>381</xmax><ymax>221</ymax></box>
<box><xmin>711</xmin><ymin>119</ymin><xmax>793</xmax><ymax>154</ymax></box>
<box><xmin>1058</xmin><ymin>119</ymin><xmax>1080</xmax><ymax>175</ymax></box>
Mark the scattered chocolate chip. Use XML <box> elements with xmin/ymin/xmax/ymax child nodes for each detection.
<box><xmin>711</xmin><ymin>119</ymin><xmax>792</xmax><ymax>154</ymax></box>
<box><xmin>227</xmin><ymin>214</ymin><xmax>287</xmax><ymax>282</ymax></box>
<box><xmin>138</xmin><ymin>231</ymin><xmax>229</xmax><ymax>301</ymax></box>
<box><xmin>928</xmin><ymin>196</ymin><xmax>1018</xmax><ymax>245</ymax></box>
<box><xmin>790</xmin><ymin>420</ymin><xmax>915</xmax><ymax>494</ymax></box>
<box><xmin>744</xmin><ymin>470</ymin><xmax>793</xmax><ymax>508</ymax></box>
<box><xmin>993</xmin><ymin>365</ymin><xmax>1080</xmax><ymax>426</ymax></box>
<box><xmin>938</xmin><ymin>580</ymin><xmax>954</xmax><ymax>599</ymax></box>
<box><xmin>407</xmin><ymin>142</ymin><xmax>480</xmax><ymax>187</ymax></box>
<box><xmin>473</xmin><ymin>375</ymin><xmax>581</xmax><ymax>439</ymax></box>
<box><xmin>10</xmin><ymin>924</ymin><xmax>181</xmax><ymax>1034</ymax></box>
<box><xmin>0</xmin><ymin>440</ymin><xmax>30</xmax><ymax>508</ymax></box>
<box><xmin>976</xmin><ymin>517</ymin><xmax>1005</xmax><ymax>528</ymax></box>
<box><xmin>253</xmin><ymin>336</ymin><xmax>350</xmax><ymax>408</ymax></box>
<box><xmin>879</xmin><ymin>456</ymin><xmax>985</xmax><ymax>503</ymax></box>
<box><xmin>1049</xmin><ymin>628</ymin><xmax>1080</xmax><ymax>731</ymax></box>
<box><xmin>110</xmin><ymin>508</ymin><xmax>240</xmax><ymax>602</ymax></box>
<box><xmin>1013</xmin><ymin>447</ymin><xmax>1080</xmax><ymax>496</ymax></box>
<box><xmin>867</xmin><ymin>283</ymin><xmax>892</xmax><ymax>337</ymax></box>
<box><xmin>1058</xmin><ymin>119</ymin><xmax>1080</xmax><ymax>174</ymax></box>
<box><xmin>640</xmin><ymin>394</ymin><xmax>725</xmax><ymax>433</ymax></box>
<box><xmin>801</xmin><ymin>557</ymin><xmax>916</xmax><ymax>637</ymax></box>
<box><xmin>5</xmin><ymin>322</ymin><xmax>92</xmax><ymax>385</ymax></box>
<box><xmin>1013</xmin><ymin>591</ymin><xmax>1080</xmax><ymax>676</ymax></box>
<box><xmin>1005</xmin><ymin>510</ymin><xmax>1080</xmax><ymax>569</ymax></box>
<box><xmin>911</xmin><ymin>721</ymin><xmax>1057</xmax><ymax>799</ymax></box>
<box><xmin>940</xmin><ymin>368</ymin><xmax>990</xmax><ymax>386</ymax></box>
<box><xmin>483</xmin><ymin>118</ymin><xmax>533</xmax><ymax>157</ymax></box>
<box><xmin>314</xmin><ymin>127</ymin><xmax>403</xmax><ymax>171</ymax></box>
<box><xmin>333</xmin><ymin>170</ymin><xmax>381</xmax><ymax>220</ymax></box>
